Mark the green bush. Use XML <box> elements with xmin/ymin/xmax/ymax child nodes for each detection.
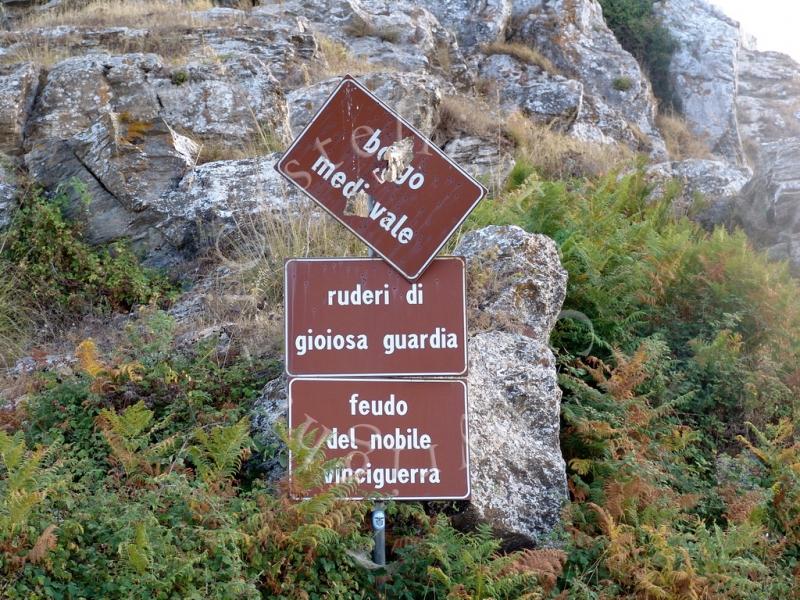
<box><xmin>598</xmin><ymin>0</ymin><xmax>681</xmax><ymax>110</ymax></box>
<box><xmin>469</xmin><ymin>169</ymin><xmax>800</xmax><ymax>596</ymax></box>
<box><xmin>3</xmin><ymin>182</ymin><xmax>174</xmax><ymax>318</ymax></box>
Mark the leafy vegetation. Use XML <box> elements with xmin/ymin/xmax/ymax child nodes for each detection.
<box><xmin>469</xmin><ymin>168</ymin><xmax>800</xmax><ymax>597</ymax></box>
<box><xmin>598</xmin><ymin>0</ymin><xmax>681</xmax><ymax>111</ymax></box>
<box><xmin>3</xmin><ymin>164</ymin><xmax>800</xmax><ymax>598</ymax></box>
<box><xmin>5</xmin><ymin>182</ymin><xmax>173</xmax><ymax>319</ymax></box>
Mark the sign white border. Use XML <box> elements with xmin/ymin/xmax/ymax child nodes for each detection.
<box><xmin>275</xmin><ymin>75</ymin><xmax>487</xmax><ymax>281</ymax></box>
<box><xmin>284</xmin><ymin>257</ymin><xmax>468</xmax><ymax>378</ymax></box>
<box><xmin>288</xmin><ymin>377</ymin><xmax>471</xmax><ymax>501</ymax></box>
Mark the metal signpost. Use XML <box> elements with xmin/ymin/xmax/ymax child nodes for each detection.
<box><xmin>276</xmin><ymin>73</ymin><xmax>485</xmax><ymax>570</ymax></box>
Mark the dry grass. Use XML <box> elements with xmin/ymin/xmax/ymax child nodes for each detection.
<box><xmin>656</xmin><ymin>111</ymin><xmax>712</xmax><ymax>160</ymax></box>
<box><xmin>439</xmin><ymin>94</ymin><xmax>632</xmax><ymax>180</ymax></box>
<box><xmin>483</xmin><ymin>41</ymin><xmax>558</xmax><ymax>75</ymax></box>
<box><xmin>197</xmin><ymin>202</ymin><xmax>367</xmax><ymax>359</ymax></box>
<box><xmin>438</xmin><ymin>94</ymin><xmax>505</xmax><ymax>140</ymax></box>
<box><xmin>18</xmin><ymin>0</ymin><xmax>215</xmax><ymax>30</ymax></box>
<box><xmin>194</xmin><ymin>120</ymin><xmax>286</xmax><ymax>165</ymax></box>
<box><xmin>312</xmin><ymin>36</ymin><xmax>384</xmax><ymax>81</ymax></box>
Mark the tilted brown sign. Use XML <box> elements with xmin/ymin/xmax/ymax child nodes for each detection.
<box><xmin>276</xmin><ymin>75</ymin><xmax>486</xmax><ymax>280</ymax></box>
<box><xmin>285</xmin><ymin>257</ymin><xmax>466</xmax><ymax>377</ymax></box>
<box><xmin>289</xmin><ymin>378</ymin><xmax>469</xmax><ymax>500</ymax></box>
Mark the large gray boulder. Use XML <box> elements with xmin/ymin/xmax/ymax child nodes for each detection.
<box><xmin>466</xmin><ymin>331</ymin><xmax>566</xmax><ymax>542</ymax></box>
<box><xmin>737</xmin><ymin>138</ymin><xmax>800</xmax><ymax>273</ymax></box>
<box><xmin>455</xmin><ymin>225</ymin><xmax>568</xmax><ymax>542</ymax></box>
<box><xmin>456</xmin><ymin>225</ymin><xmax>568</xmax><ymax>344</ymax></box>
<box><xmin>510</xmin><ymin>0</ymin><xmax>666</xmax><ymax>159</ymax></box>
<box><xmin>656</xmin><ymin>0</ymin><xmax>745</xmax><ymax>165</ymax></box>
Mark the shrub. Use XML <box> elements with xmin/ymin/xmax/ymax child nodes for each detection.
<box><xmin>598</xmin><ymin>0</ymin><xmax>681</xmax><ymax>111</ymax></box>
<box><xmin>3</xmin><ymin>182</ymin><xmax>173</xmax><ymax>320</ymax></box>
<box><xmin>467</xmin><ymin>168</ymin><xmax>800</xmax><ymax>595</ymax></box>
<box><xmin>612</xmin><ymin>75</ymin><xmax>633</xmax><ymax>91</ymax></box>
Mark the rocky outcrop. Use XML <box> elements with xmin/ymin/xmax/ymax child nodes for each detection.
<box><xmin>736</xmin><ymin>48</ymin><xmax>800</xmax><ymax>161</ymax></box>
<box><xmin>254</xmin><ymin>0</ymin><xmax>468</xmax><ymax>82</ymax></box>
<box><xmin>0</xmin><ymin>62</ymin><xmax>40</xmax><ymax>156</ymax></box>
<box><xmin>656</xmin><ymin>0</ymin><xmax>745</xmax><ymax>165</ymax></box>
<box><xmin>737</xmin><ymin>139</ymin><xmax>800</xmax><ymax>273</ymax></box>
<box><xmin>157</xmin><ymin>153</ymin><xmax>307</xmax><ymax>253</ymax></box>
<box><xmin>510</xmin><ymin>0</ymin><xmax>666</xmax><ymax>158</ymax></box>
<box><xmin>647</xmin><ymin>159</ymin><xmax>751</xmax><ymax>225</ymax></box>
<box><xmin>19</xmin><ymin>51</ymin><xmax>296</xmax><ymax>265</ymax></box>
<box><xmin>287</xmin><ymin>72</ymin><xmax>448</xmax><ymax>136</ymax></box>
<box><xmin>457</xmin><ymin>225</ymin><xmax>567</xmax><ymax>344</ymax></box>
<box><xmin>455</xmin><ymin>225</ymin><xmax>568</xmax><ymax>542</ymax></box>
<box><xmin>443</xmin><ymin>135</ymin><xmax>514</xmax><ymax>194</ymax></box>
<box><xmin>416</xmin><ymin>0</ymin><xmax>511</xmax><ymax>52</ymax></box>
<box><xmin>478</xmin><ymin>53</ymin><xmax>583</xmax><ymax>128</ymax></box>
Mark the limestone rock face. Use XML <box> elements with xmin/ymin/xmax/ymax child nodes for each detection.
<box><xmin>456</xmin><ymin>225</ymin><xmax>568</xmax><ymax>345</ymax></box>
<box><xmin>478</xmin><ymin>53</ymin><xmax>583</xmax><ymax>127</ymax></box>
<box><xmin>415</xmin><ymin>0</ymin><xmax>511</xmax><ymax>52</ymax></box>
<box><xmin>286</xmin><ymin>72</ymin><xmax>448</xmax><ymax>137</ymax></box>
<box><xmin>0</xmin><ymin>62</ymin><xmax>40</xmax><ymax>156</ymax></box>
<box><xmin>153</xmin><ymin>56</ymin><xmax>290</xmax><ymax>147</ymax></box>
<box><xmin>467</xmin><ymin>331</ymin><xmax>566</xmax><ymax>542</ymax></box>
<box><xmin>736</xmin><ymin>49</ymin><xmax>800</xmax><ymax>159</ymax></box>
<box><xmin>647</xmin><ymin>159</ymin><xmax>751</xmax><ymax>225</ymax></box>
<box><xmin>255</xmin><ymin>0</ymin><xmax>468</xmax><ymax>82</ymax></box>
<box><xmin>510</xmin><ymin>0</ymin><xmax>665</xmax><ymax>158</ymax></box>
<box><xmin>157</xmin><ymin>153</ymin><xmax>308</xmax><ymax>253</ymax></box>
<box><xmin>656</xmin><ymin>0</ymin><xmax>745</xmax><ymax>165</ymax></box>
<box><xmin>737</xmin><ymin>138</ymin><xmax>800</xmax><ymax>273</ymax></box>
<box><xmin>21</xmin><ymin>51</ymin><xmax>297</xmax><ymax>265</ymax></box>
<box><xmin>443</xmin><ymin>135</ymin><xmax>514</xmax><ymax>194</ymax></box>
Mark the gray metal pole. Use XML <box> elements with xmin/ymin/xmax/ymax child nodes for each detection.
<box><xmin>371</xmin><ymin>502</ymin><xmax>386</xmax><ymax>566</ymax></box>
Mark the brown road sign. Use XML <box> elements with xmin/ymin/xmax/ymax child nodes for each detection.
<box><xmin>275</xmin><ymin>75</ymin><xmax>486</xmax><ymax>281</ymax></box>
<box><xmin>285</xmin><ymin>257</ymin><xmax>467</xmax><ymax>377</ymax></box>
<box><xmin>289</xmin><ymin>378</ymin><xmax>469</xmax><ymax>500</ymax></box>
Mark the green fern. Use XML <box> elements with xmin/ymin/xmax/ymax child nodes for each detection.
<box><xmin>188</xmin><ymin>417</ymin><xmax>251</xmax><ymax>487</ymax></box>
<box><xmin>0</xmin><ymin>431</ymin><xmax>56</xmax><ymax>537</ymax></box>
<box><xmin>96</xmin><ymin>401</ymin><xmax>177</xmax><ymax>480</ymax></box>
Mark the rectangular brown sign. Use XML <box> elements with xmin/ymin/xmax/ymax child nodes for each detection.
<box><xmin>276</xmin><ymin>75</ymin><xmax>486</xmax><ymax>281</ymax></box>
<box><xmin>289</xmin><ymin>378</ymin><xmax>469</xmax><ymax>500</ymax></box>
<box><xmin>285</xmin><ymin>257</ymin><xmax>467</xmax><ymax>377</ymax></box>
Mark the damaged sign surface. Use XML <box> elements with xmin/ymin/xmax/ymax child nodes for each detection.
<box><xmin>276</xmin><ymin>75</ymin><xmax>486</xmax><ymax>280</ymax></box>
